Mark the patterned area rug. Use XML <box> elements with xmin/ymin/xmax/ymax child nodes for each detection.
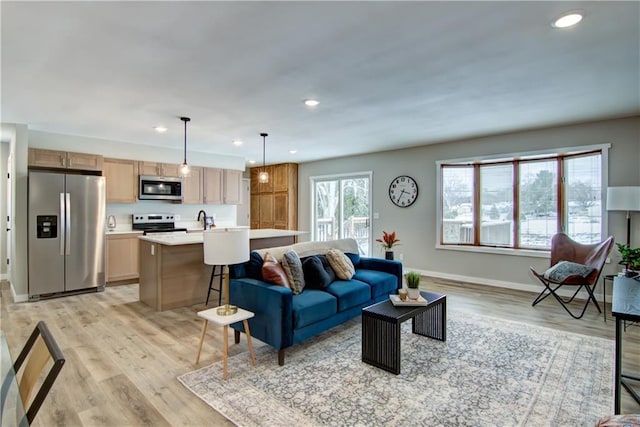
<box><xmin>178</xmin><ymin>312</ymin><xmax>613</xmax><ymax>426</ymax></box>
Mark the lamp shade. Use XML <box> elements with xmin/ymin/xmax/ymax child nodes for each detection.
<box><xmin>203</xmin><ymin>227</ymin><xmax>250</xmax><ymax>266</ymax></box>
<box><xmin>606</xmin><ymin>187</ymin><xmax>640</xmax><ymax>211</ymax></box>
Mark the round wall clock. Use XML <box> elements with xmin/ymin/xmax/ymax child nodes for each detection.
<box><xmin>388</xmin><ymin>175</ymin><xmax>418</xmax><ymax>207</ymax></box>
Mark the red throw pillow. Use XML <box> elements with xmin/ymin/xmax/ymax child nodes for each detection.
<box><xmin>261</xmin><ymin>253</ymin><xmax>291</xmax><ymax>288</ymax></box>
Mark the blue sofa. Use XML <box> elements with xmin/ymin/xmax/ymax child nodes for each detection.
<box><xmin>229</xmin><ymin>238</ymin><xmax>402</xmax><ymax>365</ymax></box>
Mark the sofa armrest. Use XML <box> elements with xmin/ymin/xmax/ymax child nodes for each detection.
<box><xmin>359</xmin><ymin>257</ymin><xmax>403</xmax><ymax>289</ymax></box>
<box><xmin>229</xmin><ymin>278</ymin><xmax>294</xmax><ymax>349</ymax></box>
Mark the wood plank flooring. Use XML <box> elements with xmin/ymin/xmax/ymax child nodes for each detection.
<box><xmin>1</xmin><ymin>277</ymin><xmax>638</xmax><ymax>426</ymax></box>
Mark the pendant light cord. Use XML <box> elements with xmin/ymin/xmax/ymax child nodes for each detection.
<box><xmin>180</xmin><ymin>117</ymin><xmax>190</xmax><ymax>165</ymax></box>
<box><xmin>261</xmin><ymin>132</ymin><xmax>268</xmax><ymax>173</ymax></box>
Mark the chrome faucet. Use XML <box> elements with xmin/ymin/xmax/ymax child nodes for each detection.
<box><xmin>197</xmin><ymin>210</ymin><xmax>207</xmax><ymax>230</ymax></box>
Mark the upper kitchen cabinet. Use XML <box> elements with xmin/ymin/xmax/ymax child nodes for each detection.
<box><xmin>28</xmin><ymin>148</ymin><xmax>103</xmax><ymax>172</ymax></box>
<box><xmin>250</xmin><ymin>163</ymin><xmax>297</xmax><ymax>230</ymax></box>
<box><xmin>203</xmin><ymin>167</ymin><xmax>223</xmax><ymax>204</ymax></box>
<box><xmin>182</xmin><ymin>166</ymin><xmax>203</xmax><ymax>204</ymax></box>
<box><xmin>138</xmin><ymin>161</ymin><xmax>180</xmax><ymax>177</ymax></box>
<box><xmin>103</xmin><ymin>158</ymin><xmax>138</xmax><ymax>203</ymax></box>
<box><xmin>223</xmin><ymin>169</ymin><xmax>243</xmax><ymax>205</ymax></box>
<box><xmin>203</xmin><ymin>168</ymin><xmax>243</xmax><ymax>205</ymax></box>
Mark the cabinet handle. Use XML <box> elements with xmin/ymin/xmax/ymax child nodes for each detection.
<box><xmin>60</xmin><ymin>155</ymin><xmax>65</xmax><ymax>166</ymax></box>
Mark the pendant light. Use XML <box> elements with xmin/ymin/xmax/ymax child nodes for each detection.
<box><xmin>258</xmin><ymin>132</ymin><xmax>269</xmax><ymax>183</ymax></box>
<box><xmin>179</xmin><ymin>116</ymin><xmax>191</xmax><ymax>177</ymax></box>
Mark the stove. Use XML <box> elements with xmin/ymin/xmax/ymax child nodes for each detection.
<box><xmin>132</xmin><ymin>213</ymin><xmax>188</xmax><ymax>235</ymax></box>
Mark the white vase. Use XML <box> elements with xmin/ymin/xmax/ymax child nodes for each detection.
<box><xmin>407</xmin><ymin>288</ymin><xmax>420</xmax><ymax>300</ymax></box>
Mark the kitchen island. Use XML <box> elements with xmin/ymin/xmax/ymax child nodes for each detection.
<box><xmin>138</xmin><ymin>229</ymin><xmax>308</xmax><ymax>311</ymax></box>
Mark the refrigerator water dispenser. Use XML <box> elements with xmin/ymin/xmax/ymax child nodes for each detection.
<box><xmin>36</xmin><ymin>215</ymin><xmax>57</xmax><ymax>238</ymax></box>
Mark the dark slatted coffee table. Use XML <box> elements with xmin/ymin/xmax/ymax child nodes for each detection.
<box><xmin>361</xmin><ymin>290</ymin><xmax>446</xmax><ymax>374</ymax></box>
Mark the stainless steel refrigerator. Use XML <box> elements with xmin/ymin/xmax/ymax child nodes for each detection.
<box><xmin>28</xmin><ymin>171</ymin><xmax>106</xmax><ymax>299</ymax></box>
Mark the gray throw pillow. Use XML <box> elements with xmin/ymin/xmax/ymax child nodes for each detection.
<box><xmin>282</xmin><ymin>250</ymin><xmax>305</xmax><ymax>294</ymax></box>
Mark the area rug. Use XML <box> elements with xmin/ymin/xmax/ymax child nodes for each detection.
<box><xmin>178</xmin><ymin>311</ymin><xmax>614</xmax><ymax>426</ymax></box>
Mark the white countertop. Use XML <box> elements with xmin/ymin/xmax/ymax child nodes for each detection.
<box><xmin>106</xmin><ymin>229</ymin><xmax>144</xmax><ymax>236</ymax></box>
<box><xmin>138</xmin><ymin>229</ymin><xmax>308</xmax><ymax>246</ymax></box>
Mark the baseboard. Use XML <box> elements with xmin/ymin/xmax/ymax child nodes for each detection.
<box><xmin>0</xmin><ymin>273</ymin><xmax>6</xmax><ymax>280</ymax></box>
<box><xmin>408</xmin><ymin>267</ymin><xmax>602</xmax><ymax>301</ymax></box>
<box><xmin>12</xmin><ymin>288</ymin><xmax>29</xmax><ymax>302</ymax></box>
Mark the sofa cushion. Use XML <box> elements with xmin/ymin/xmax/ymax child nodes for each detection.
<box><xmin>325</xmin><ymin>279</ymin><xmax>371</xmax><ymax>312</ymax></box>
<box><xmin>262</xmin><ymin>253</ymin><xmax>291</xmax><ymax>289</ymax></box>
<box><xmin>326</xmin><ymin>249</ymin><xmax>355</xmax><ymax>280</ymax></box>
<box><xmin>282</xmin><ymin>250</ymin><xmax>305</xmax><ymax>294</ymax></box>
<box><xmin>302</xmin><ymin>256</ymin><xmax>335</xmax><ymax>290</ymax></box>
<box><xmin>345</xmin><ymin>252</ymin><xmax>360</xmax><ymax>267</ymax></box>
<box><xmin>292</xmin><ymin>289</ymin><xmax>337</xmax><ymax>328</ymax></box>
<box><xmin>246</xmin><ymin>251</ymin><xmax>264</xmax><ymax>280</ymax></box>
<box><xmin>353</xmin><ymin>269</ymin><xmax>399</xmax><ymax>298</ymax></box>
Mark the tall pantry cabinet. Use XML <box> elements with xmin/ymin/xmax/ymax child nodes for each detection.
<box><xmin>250</xmin><ymin>163</ymin><xmax>297</xmax><ymax>230</ymax></box>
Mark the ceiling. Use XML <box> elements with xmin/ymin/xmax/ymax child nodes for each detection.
<box><xmin>2</xmin><ymin>1</ymin><xmax>638</xmax><ymax>166</ymax></box>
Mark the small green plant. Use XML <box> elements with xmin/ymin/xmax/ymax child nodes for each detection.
<box><xmin>406</xmin><ymin>271</ymin><xmax>421</xmax><ymax>289</ymax></box>
<box><xmin>616</xmin><ymin>243</ymin><xmax>640</xmax><ymax>271</ymax></box>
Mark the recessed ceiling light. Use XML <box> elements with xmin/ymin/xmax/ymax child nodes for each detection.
<box><xmin>232</xmin><ymin>139</ymin><xmax>243</xmax><ymax>146</ymax></box>
<box><xmin>552</xmin><ymin>12</ymin><xmax>583</xmax><ymax>28</ymax></box>
<box><xmin>289</xmin><ymin>150</ymin><xmax>297</xmax><ymax>154</ymax></box>
<box><xmin>154</xmin><ymin>126</ymin><xmax>168</xmax><ymax>133</ymax></box>
<box><xmin>248</xmin><ymin>160</ymin><xmax>256</xmax><ymax>164</ymax></box>
<box><xmin>304</xmin><ymin>99</ymin><xmax>319</xmax><ymax>107</ymax></box>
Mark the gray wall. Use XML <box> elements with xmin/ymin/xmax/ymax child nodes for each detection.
<box><xmin>298</xmin><ymin>116</ymin><xmax>640</xmax><ymax>294</ymax></box>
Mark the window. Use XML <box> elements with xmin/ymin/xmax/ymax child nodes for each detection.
<box><xmin>439</xmin><ymin>148</ymin><xmax>604</xmax><ymax>251</ymax></box>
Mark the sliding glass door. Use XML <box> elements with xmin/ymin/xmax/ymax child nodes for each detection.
<box><xmin>312</xmin><ymin>173</ymin><xmax>372</xmax><ymax>255</ymax></box>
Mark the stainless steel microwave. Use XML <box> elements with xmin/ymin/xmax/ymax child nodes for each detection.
<box><xmin>138</xmin><ymin>175</ymin><xmax>182</xmax><ymax>201</ymax></box>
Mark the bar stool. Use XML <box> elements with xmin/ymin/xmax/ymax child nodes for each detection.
<box><xmin>206</xmin><ymin>265</ymin><xmax>224</xmax><ymax>306</ymax></box>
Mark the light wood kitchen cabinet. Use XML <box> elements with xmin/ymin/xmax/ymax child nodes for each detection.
<box><xmin>203</xmin><ymin>168</ymin><xmax>243</xmax><ymax>205</ymax></box>
<box><xmin>103</xmin><ymin>158</ymin><xmax>138</xmax><ymax>203</ymax></box>
<box><xmin>258</xmin><ymin>194</ymin><xmax>274</xmax><ymax>228</ymax></box>
<box><xmin>223</xmin><ymin>169</ymin><xmax>243</xmax><ymax>204</ymax></box>
<box><xmin>182</xmin><ymin>166</ymin><xmax>203</xmax><ymax>204</ymax></box>
<box><xmin>250</xmin><ymin>163</ymin><xmax>297</xmax><ymax>230</ymax></box>
<box><xmin>28</xmin><ymin>148</ymin><xmax>103</xmax><ymax>171</ymax></box>
<box><xmin>138</xmin><ymin>161</ymin><xmax>180</xmax><ymax>177</ymax></box>
<box><xmin>203</xmin><ymin>167</ymin><xmax>223</xmax><ymax>204</ymax></box>
<box><xmin>250</xmin><ymin>194</ymin><xmax>261</xmax><ymax>229</ymax></box>
<box><xmin>67</xmin><ymin>152</ymin><xmax>104</xmax><ymax>171</ymax></box>
<box><xmin>106</xmin><ymin>233</ymin><xmax>140</xmax><ymax>283</ymax></box>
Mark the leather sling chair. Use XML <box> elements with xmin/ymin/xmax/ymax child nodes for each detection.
<box><xmin>530</xmin><ymin>233</ymin><xmax>614</xmax><ymax>319</ymax></box>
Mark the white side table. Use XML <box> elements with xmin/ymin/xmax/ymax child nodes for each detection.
<box><xmin>195</xmin><ymin>307</ymin><xmax>256</xmax><ymax>380</ymax></box>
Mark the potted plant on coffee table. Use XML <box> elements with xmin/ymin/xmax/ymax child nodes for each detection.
<box><xmin>406</xmin><ymin>271</ymin><xmax>421</xmax><ymax>300</ymax></box>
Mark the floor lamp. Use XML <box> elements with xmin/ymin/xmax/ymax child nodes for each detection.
<box><xmin>606</xmin><ymin>186</ymin><xmax>640</xmax><ymax>246</ymax></box>
<box><xmin>203</xmin><ymin>227</ymin><xmax>250</xmax><ymax>316</ymax></box>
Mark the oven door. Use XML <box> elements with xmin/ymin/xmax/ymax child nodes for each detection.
<box><xmin>139</xmin><ymin>176</ymin><xmax>182</xmax><ymax>200</ymax></box>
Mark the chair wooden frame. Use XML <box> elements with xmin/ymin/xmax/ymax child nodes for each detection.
<box><xmin>531</xmin><ymin>233</ymin><xmax>614</xmax><ymax>319</ymax></box>
<box><xmin>13</xmin><ymin>321</ymin><xmax>65</xmax><ymax>424</ymax></box>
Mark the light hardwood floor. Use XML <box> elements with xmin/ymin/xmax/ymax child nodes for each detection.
<box><xmin>1</xmin><ymin>277</ymin><xmax>638</xmax><ymax>426</ymax></box>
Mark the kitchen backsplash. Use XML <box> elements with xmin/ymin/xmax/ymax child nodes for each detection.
<box><xmin>106</xmin><ymin>201</ymin><xmax>237</xmax><ymax>231</ymax></box>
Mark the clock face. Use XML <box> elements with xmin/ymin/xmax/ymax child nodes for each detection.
<box><xmin>388</xmin><ymin>175</ymin><xmax>418</xmax><ymax>207</ymax></box>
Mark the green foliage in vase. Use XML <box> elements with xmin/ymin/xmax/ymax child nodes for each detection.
<box><xmin>616</xmin><ymin>243</ymin><xmax>640</xmax><ymax>270</ymax></box>
<box><xmin>406</xmin><ymin>271</ymin><xmax>421</xmax><ymax>289</ymax></box>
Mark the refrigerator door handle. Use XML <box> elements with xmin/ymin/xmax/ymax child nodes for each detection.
<box><xmin>65</xmin><ymin>193</ymin><xmax>71</xmax><ymax>255</ymax></box>
<box><xmin>59</xmin><ymin>193</ymin><xmax>65</xmax><ymax>255</ymax></box>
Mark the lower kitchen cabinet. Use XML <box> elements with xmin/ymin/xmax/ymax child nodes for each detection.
<box><xmin>106</xmin><ymin>233</ymin><xmax>140</xmax><ymax>283</ymax></box>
